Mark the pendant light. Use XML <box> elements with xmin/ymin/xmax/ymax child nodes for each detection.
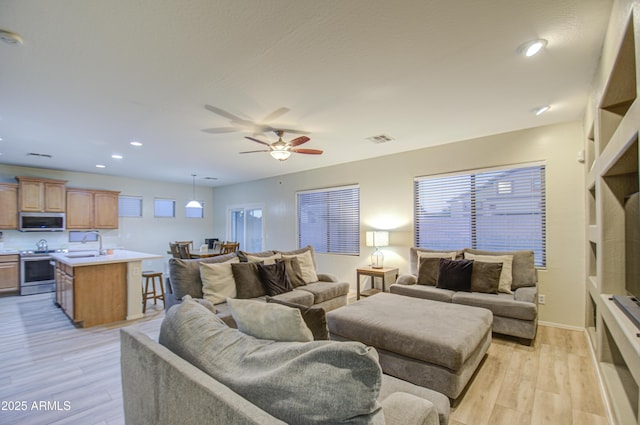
<box><xmin>185</xmin><ymin>174</ymin><xmax>203</xmax><ymax>208</ymax></box>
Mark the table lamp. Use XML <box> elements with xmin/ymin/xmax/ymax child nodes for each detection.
<box><xmin>366</xmin><ymin>231</ymin><xmax>389</xmax><ymax>269</ymax></box>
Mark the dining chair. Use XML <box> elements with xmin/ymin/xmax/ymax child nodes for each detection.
<box><xmin>168</xmin><ymin>242</ymin><xmax>181</xmax><ymax>258</ymax></box>
<box><xmin>176</xmin><ymin>242</ymin><xmax>192</xmax><ymax>259</ymax></box>
<box><xmin>220</xmin><ymin>242</ymin><xmax>240</xmax><ymax>254</ymax></box>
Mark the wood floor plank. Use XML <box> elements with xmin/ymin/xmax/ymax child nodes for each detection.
<box><xmin>0</xmin><ymin>294</ymin><xmax>612</xmax><ymax>425</ymax></box>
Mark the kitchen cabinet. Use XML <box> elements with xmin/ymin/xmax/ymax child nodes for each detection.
<box><xmin>56</xmin><ymin>262</ymin><xmax>74</xmax><ymax>318</ymax></box>
<box><xmin>56</xmin><ymin>260</ymin><xmax>126</xmax><ymax>327</ymax></box>
<box><xmin>16</xmin><ymin>176</ymin><xmax>67</xmax><ymax>212</ymax></box>
<box><xmin>0</xmin><ymin>255</ymin><xmax>19</xmax><ymax>294</ymax></box>
<box><xmin>66</xmin><ymin>189</ymin><xmax>119</xmax><ymax>229</ymax></box>
<box><xmin>0</xmin><ymin>183</ymin><xmax>18</xmax><ymax>229</ymax></box>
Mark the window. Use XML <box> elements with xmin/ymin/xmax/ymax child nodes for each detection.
<box><xmin>154</xmin><ymin>198</ymin><xmax>175</xmax><ymax>218</ymax></box>
<box><xmin>297</xmin><ymin>185</ymin><xmax>360</xmax><ymax>255</ymax></box>
<box><xmin>186</xmin><ymin>202</ymin><xmax>204</xmax><ymax>218</ymax></box>
<box><xmin>414</xmin><ymin>164</ymin><xmax>546</xmax><ymax>267</ymax></box>
<box><xmin>118</xmin><ymin>195</ymin><xmax>143</xmax><ymax>217</ymax></box>
<box><xmin>228</xmin><ymin>206</ymin><xmax>264</xmax><ymax>252</ymax></box>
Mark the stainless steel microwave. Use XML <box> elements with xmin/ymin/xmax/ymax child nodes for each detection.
<box><xmin>19</xmin><ymin>212</ymin><xmax>66</xmax><ymax>232</ymax></box>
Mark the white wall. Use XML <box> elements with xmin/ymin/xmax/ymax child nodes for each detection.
<box><xmin>0</xmin><ymin>165</ymin><xmax>216</xmax><ymax>274</ymax></box>
<box><xmin>212</xmin><ymin>121</ymin><xmax>587</xmax><ymax>327</ymax></box>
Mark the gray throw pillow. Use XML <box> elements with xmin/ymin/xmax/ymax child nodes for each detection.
<box><xmin>258</xmin><ymin>260</ymin><xmax>293</xmax><ymax>296</ymax></box>
<box><xmin>470</xmin><ymin>261</ymin><xmax>502</xmax><ymax>294</ymax></box>
<box><xmin>231</xmin><ymin>262</ymin><xmax>266</xmax><ymax>299</ymax></box>
<box><xmin>160</xmin><ymin>299</ymin><xmax>383</xmax><ymax>424</ymax></box>
<box><xmin>266</xmin><ymin>296</ymin><xmax>329</xmax><ymax>340</ymax></box>
<box><xmin>168</xmin><ymin>253</ymin><xmax>239</xmax><ymax>299</ymax></box>
<box><xmin>436</xmin><ymin>258</ymin><xmax>473</xmax><ymax>292</ymax></box>
<box><xmin>417</xmin><ymin>257</ymin><xmax>440</xmax><ymax>286</ymax></box>
<box><xmin>283</xmin><ymin>256</ymin><xmax>306</xmax><ymax>288</ymax></box>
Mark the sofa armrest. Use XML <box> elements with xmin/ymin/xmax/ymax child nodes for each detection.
<box><xmin>514</xmin><ymin>286</ymin><xmax>538</xmax><ymax>304</ymax></box>
<box><xmin>317</xmin><ymin>273</ymin><xmax>338</xmax><ymax>282</ymax></box>
<box><xmin>396</xmin><ymin>274</ymin><xmax>417</xmax><ymax>285</ymax></box>
<box><xmin>381</xmin><ymin>392</ymin><xmax>440</xmax><ymax>425</ymax></box>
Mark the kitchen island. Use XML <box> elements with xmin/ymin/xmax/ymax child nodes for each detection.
<box><xmin>51</xmin><ymin>250</ymin><xmax>163</xmax><ymax>327</ymax></box>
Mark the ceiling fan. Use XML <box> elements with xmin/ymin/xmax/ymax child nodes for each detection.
<box><xmin>241</xmin><ymin>130</ymin><xmax>323</xmax><ymax>161</ymax></box>
<box><xmin>202</xmin><ymin>105</ymin><xmax>309</xmax><ymax>136</ymax></box>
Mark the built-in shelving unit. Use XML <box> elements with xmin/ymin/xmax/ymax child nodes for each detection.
<box><xmin>585</xmin><ymin>7</ymin><xmax>640</xmax><ymax>425</ymax></box>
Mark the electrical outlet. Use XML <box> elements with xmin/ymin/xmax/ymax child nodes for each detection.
<box><xmin>538</xmin><ymin>294</ymin><xmax>546</xmax><ymax>304</ymax></box>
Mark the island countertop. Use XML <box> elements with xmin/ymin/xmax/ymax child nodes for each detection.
<box><xmin>51</xmin><ymin>249</ymin><xmax>163</xmax><ymax>267</ymax></box>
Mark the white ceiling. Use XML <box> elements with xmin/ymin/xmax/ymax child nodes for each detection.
<box><xmin>0</xmin><ymin>0</ymin><xmax>612</xmax><ymax>187</ymax></box>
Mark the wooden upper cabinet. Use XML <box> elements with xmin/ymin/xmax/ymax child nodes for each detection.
<box><xmin>16</xmin><ymin>177</ymin><xmax>67</xmax><ymax>212</ymax></box>
<box><xmin>0</xmin><ymin>184</ymin><xmax>18</xmax><ymax>229</ymax></box>
<box><xmin>66</xmin><ymin>188</ymin><xmax>119</xmax><ymax>229</ymax></box>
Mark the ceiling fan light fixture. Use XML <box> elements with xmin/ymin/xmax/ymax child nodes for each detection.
<box><xmin>270</xmin><ymin>150</ymin><xmax>292</xmax><ymax>161</ymax></box>
<box><xmin>186</xmin><ymin>174</ymin><xmax>203</xmax><ymax>208</ymax></box>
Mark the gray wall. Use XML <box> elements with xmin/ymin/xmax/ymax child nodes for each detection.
<box><xmin>212</xmin><ymin>121</ymin><xmax>586</xmax><ymax>327</ymax></box>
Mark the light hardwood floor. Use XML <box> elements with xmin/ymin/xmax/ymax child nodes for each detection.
<box><xmin>0</xmin><ymin>293</ymin><xmax>610</xmax><ymax>425</ymax></box>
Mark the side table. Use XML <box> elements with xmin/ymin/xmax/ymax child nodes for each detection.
<box><xmin>356</xmin><ymin>267</ymin><xmax>399</xmax><ymax>300</ymax></box>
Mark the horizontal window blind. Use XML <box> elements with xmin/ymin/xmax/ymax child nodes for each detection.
<box><xmin>297</xmin><ymin>185</ymin><xmax>360</xmax><ymax>255</ymax></box>
<box><xmin>154</xmin><ymin>199</ymin><xmax>175</xmax><ymax>218</ymax></box>
<box><xmin>118</xmin><ymin>196</ymin><xmax>142</xmax><ymax>217</ymax></box>
<box><xmin>415</xmin><ymin>164</ymin><xmax>546</xmax><ymax>267</ymax></box>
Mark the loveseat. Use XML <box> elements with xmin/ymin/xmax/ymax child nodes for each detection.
<box><xmin>121</xmin><ymin>298</ymin><xmax>451</xmax><ymax>425</ymax></box>
<box><xmin>164</xmin><ymin>245</ymin><xmax>349</xmax><ymax>326</ymax></box>
<box><xmin>390</xmin><ymin>248</ymin><xmax>538</xmax><ymax>342</ymax></box>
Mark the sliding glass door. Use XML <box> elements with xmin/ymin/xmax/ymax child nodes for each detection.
<box><xmin>228</xmin><ymin>205</ymin><xmax>264</xmax><ymax>252</ymax></box>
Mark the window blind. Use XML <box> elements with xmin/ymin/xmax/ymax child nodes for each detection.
<box><xmin>414</xmin><ymin>164</ymin><xmax>546</xmax><ymax>267</ymax></box>
<box><xmin>154</xmin><ymin>199</ymin><xmax>175</xmax><ymax>218</ymax></box>
<box><xmin>297</xmin><ymin>185</ymin><xmax>360</xmax><ymax>255</ymax></box>
<box><xmin>118</xmin><ymin>196</ymin><xmax>143</xmax><ymax>217</ymax></box>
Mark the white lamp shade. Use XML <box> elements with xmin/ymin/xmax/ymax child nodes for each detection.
<box><xmin>365</xmin><ymin>231</ymin><xmax>389</xmax><ymax>247</ymax></box>
<box><xmin>185</xmin><ymin>200</ymin><xmax>203</xmax><ymax>208</ymax></box>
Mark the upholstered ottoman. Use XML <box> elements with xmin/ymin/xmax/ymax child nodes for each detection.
<box><xmin>326</xmin><ymin>292</ymin><xmax>492</xmax><ymax>399</ymax></box>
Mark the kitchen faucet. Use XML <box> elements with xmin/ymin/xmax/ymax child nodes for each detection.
<box><xmin>81</xmin><ymin>231</ymin><xmax>105</xmax><ymax>255</ymax></box>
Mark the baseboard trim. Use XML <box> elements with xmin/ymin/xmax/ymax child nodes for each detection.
<box><xmin>538</xmin><ymin>320</ymin><xmax>585</xmax><ymax>332</ymax></box>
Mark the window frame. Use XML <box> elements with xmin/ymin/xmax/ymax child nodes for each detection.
<box><xmin>414</xmin><ymin>162</ymin><xmax>546</xmax><ymax>267</ymax></box>
<box><xmin>296</xmin><ymin>184</ymin><xmax>360</xmax><ymax>256</ymax></box>
<box><xmin>154</xmin><ymin>198</ymin><xmax>176</xmax><ymax>218</ymax></box>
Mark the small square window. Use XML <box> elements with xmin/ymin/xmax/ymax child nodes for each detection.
<box><xmin>154</xmin><ymin>199</ymin><xmax>176</xmax><ymax>217</ymax></box>
<box><xmin>186</xmin><ymin>202</ymin><xmax>204</xmax><ymax>218</ymax></box>
<box><xmin>119</xmin><ymin>195</ymin><xmax>143</xmax><ymax>217</ymax></box>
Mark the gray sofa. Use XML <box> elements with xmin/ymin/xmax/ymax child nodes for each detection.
<box><xmin>121</xmin><ymin>298</ymin><xmax>451</xmax><ymax>425</ymax></box>
<box><xmin>390</xmin><ymin>247</ymin><xmax>538</xmax><ymax>342</ymax></box>
<box><xmin>164</xmin><ymin>246</ymin><xmax>349</xmax><ymax>327</ymax></box>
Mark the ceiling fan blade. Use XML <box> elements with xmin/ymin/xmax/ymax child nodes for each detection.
<box><xmin>204</xmin><ymin>104</ymin><xmax>246</xmax><ymax>123</ymax></box>
<box><xmin>262</xmin><ymin>107</ymin><xmax>290</xmax><ymax>123</ymax></box>
<box><xmin>239</xmin><ymin>150</ymin><xmax>270</xmax><ymax>154</ymax></box>
<box><xmin>201</xmin><ymin>127</ymin><xmax>239</xmax><ymax>134</ymax></box>
<box><xmin>277</xmin><ymin>128</ymin><xmax>311</xmax><ymax>135</ymax></box>
<box><xmin>245</xmin><ymin>136</ymin><xmax>271</xmax><ymax>146</ymax></box>
<box><xmin>291</xmin><ymin>148</ymin><xmax>323</xmax><ymax>155</ymax></box>
<box><xmin>288</xmin><ymin>136</ymin><xmax>310</xmax><ymax>146</ymax></box>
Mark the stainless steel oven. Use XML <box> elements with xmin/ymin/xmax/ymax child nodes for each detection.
<box><xmin>20</xmin><ymin>251</ymin><xmax>56</xmax><ymax>295</ymax></box>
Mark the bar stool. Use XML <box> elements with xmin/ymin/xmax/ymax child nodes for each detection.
<box><xmin>142</xmin><ymin>271</ymin><xmax>165</xmax><ymax>313</ymax></box>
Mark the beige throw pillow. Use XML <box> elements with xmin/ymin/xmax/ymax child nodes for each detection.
<box><xmin>200</xmin><ymin>257</ymin><xmax>240</xmax><ymax>304</ymax></box>
<box><xmin>246</xmin><ymin>253</ymin><xmax>282</xmax><ymax>265</ymax></box>
<box><xmin>464</xmin><ymin>253</ymin><xmax>513</xmax><ymax>294</ymax></box>
<box><xmin>227</xmin><ymin>298</ymin><xmax>313</xmax><ymax>342</ymax></box>
<box><xmin>282</xmin><ymin>250</ymin><xmax>318</xmax><ymax>284</ymax></box>
<box><xmin>417</xmin><ymin>251</ymin><xmax>458</xmax><ymax>261</ymax></box>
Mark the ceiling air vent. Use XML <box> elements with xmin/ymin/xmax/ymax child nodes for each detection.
<box><xmin>366</xmin><ymin>134</ymin><xmax>395</xmax><ymax>144</ymax></box>
<box><xmin>27</xmin><ymin>152</ymin><xmax>53</xmax><ymax>159</ymax></box>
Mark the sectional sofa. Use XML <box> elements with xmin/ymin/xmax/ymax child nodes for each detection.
<box><xmin>121</xmin><ymin>297</ymin><xmax>451</xmax><ymax>425</ymax></box>
<box><xmin>390</xmin><ymin>247</ymin><xmax>538</xmax><ymax>342</ymax></box>
<box><xmin>164</xmin><ymin>245</ymin><xmax>350</xmax><ymax>326</ymax></box>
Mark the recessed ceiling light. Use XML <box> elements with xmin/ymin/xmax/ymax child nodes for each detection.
<box><xmin>130</xmin><ymin>141</ymin><xmax>143</xmax><ymax>147</ymax></box>
<box><xmin>533</xmin><ymin>105</ymin><xmax>551</xmax><ymax>116</ymax></box>
<box><xmin>0</xmin><ymin>137</ymin><xmax>3</xmax><ymax>141</ymax></box>
<box><xmin>96</xmin><ymin>164</ymin><xmax>106</xmax><ymax>169</ymax></box>
<box><xmin>519</xmin><ymin>39</ymin><xmax>547</xmax><ymax>57</ymax></box>
<box><xmin>111</xmin><ymin>154</ymin><xmax>123</xmax><ymax>159</ymax></box>
<box><xmin>0</xmin><ymin>29</ymin><xmax>23</xmax><ymax>46</ymax></box>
